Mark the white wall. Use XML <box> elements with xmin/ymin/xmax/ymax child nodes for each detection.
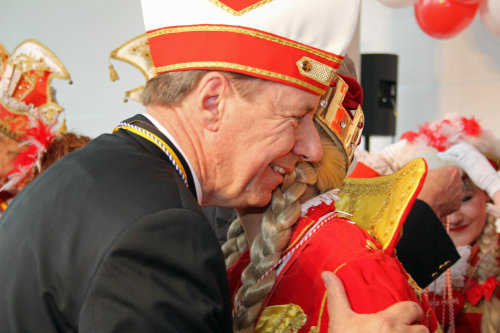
<box><xmin>360</xmin><ymin>0</ymin><xmax>500</xmax><ymax>139</ymax></box>
<box><xmin>1</xmin><ymin>1</ymin><xmax>499</xmax><ymax>140</ymax></box>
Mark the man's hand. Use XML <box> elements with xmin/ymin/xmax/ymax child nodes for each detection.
<box><xmin>417</xmin><ymin>166</ymin><xmax>463</xmax><ymax>219</ymax></box>
<box><xmin>322</xmin><ymin>271</ymin><xmax>429</xmax><ymax>333</ymax></box>
<box><xmin>437</xmin><ymin>142</ymin><xmax>500</xmax><ymax>199</ymax></box>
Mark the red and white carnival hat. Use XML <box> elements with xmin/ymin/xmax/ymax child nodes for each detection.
<box><xmin>399</xmin><ymin>113</ymin><xmax>500</xmax><ymax>170</ymax></box>
<box><xmin>362</xmin><ymin>113</ymin><xmax>500</xmax><ymax>176</ymax></box>
<box><xmin>0</xmin><ymin>40</ymin><xmax>71</xmax><ymax>191</ymax></box>
<box><xmin>140</xmin><ymin>0</ymin><xmax>361</xmax><ymax>96</ymax></box>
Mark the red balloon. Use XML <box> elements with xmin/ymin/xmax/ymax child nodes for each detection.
<box><xmin>414</xmin><ymin>0</ymin><xmax>479</xmax><ymax>38</ymax></box>
<box><xmin>454</xmin><ymin>0</ymin><xmax>479</xmax><ymax>3</ymax></box>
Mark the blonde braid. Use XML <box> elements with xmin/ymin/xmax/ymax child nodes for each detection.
<box><xmin>222</xmin><ymin>217</ymin><xmax>248</xmax><ymax>268</ymax></box>
<box><xmin>476</xmin><ymin>214</ymin><xmax>500</xmax><ymax>283</ymax></box>
<box><xmin>232</xmin><ymin>130</ymin><xmax>347</xmax><ymax>332</ymax></box>
<box><xmin>480</xmin><ymin>209</ymin><xmax>500</xmax><ymax>333</ymax></box>
<box><xmin>233</xmin><ymin>162</ymin><xmax>317</xmax><ymax>332</ymax></box>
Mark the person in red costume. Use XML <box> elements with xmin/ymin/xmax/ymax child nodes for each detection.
<box><xmin>357</xmin><ymin>114</ymin><xmax>500</xmax><ymax>333</ymax></box>
<box><xmin>223</xmin><ymin>69</ymin><xmax>441</xmax><ymax>333</ymax></box>
<box><xmin>0</xmin><ymin>40</ymin><xmax>70</xmax><ymax>215</ymax></box>
<box><xmin>0</xmin><ymin>40</ymin><xmax>89</xmax><ymax>216</ymax></box>
<box><xmin>109</xmin><ymin>29</ymin><xmax>439</xmax><ymax>331</ymax></box>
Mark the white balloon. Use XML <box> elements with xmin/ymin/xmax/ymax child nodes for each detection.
<box><xmin>480</xmin><ymin>0</ymin><xmax>500</xmax><ymax>35</ymax></box>
<box><xmin>377</xmin><ymin>0</ymin><xmax>418</xmax><ymax>8</ymax></box>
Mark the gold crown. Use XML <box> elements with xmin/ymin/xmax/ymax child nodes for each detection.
<box><xmin>109</xmin><ymin>34</ymin><xmax>157</xmax><ymax>103</ymax></box>
<box><xmin>314</xmin><ymin>74</ymin><xmax>364</xmax><ymax>170</ymax></box>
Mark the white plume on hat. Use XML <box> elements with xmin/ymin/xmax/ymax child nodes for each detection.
<box><xmin>356</xmin><ymin>113</ymin><xmax>500</xmax><ymax>176</ymax></box>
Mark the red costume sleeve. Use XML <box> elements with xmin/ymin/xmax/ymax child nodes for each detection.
<box><xmin>348</xmin><ymin>161</ymin><xmax>381</xmax><ymax>178</ymax></box>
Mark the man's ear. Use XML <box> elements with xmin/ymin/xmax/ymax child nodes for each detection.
<box><xmin>195</xmin><ymin>72</ymin><xmax>230</xmax><ymax>131</ymax></box>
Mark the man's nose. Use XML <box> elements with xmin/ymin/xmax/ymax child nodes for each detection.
<box><xmin>293</xmin><ymin>116</ymin><xmax>323</xmax><ymax>162</ymax></box>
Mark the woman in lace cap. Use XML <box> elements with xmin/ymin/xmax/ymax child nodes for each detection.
<box><xmin>222</xmin><ymin>70</ymin><xmax>440</xmax><ymax>333</ymax></box>
<box><xmin>359</xmin><ymin>113</ymin><xmax>500</xmax><ymax>333</ymax></box>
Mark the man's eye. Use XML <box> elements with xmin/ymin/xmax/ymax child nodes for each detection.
<box><xmin>462</xmin><ymin>195</ymin><xmax>472</xmax><ymax>202</ymax></box>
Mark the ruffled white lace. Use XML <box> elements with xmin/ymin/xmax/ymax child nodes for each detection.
<box><xmin>300</xmin><ymin>189</ymin><xmax>340</xmax><ymax>216</ymax></box>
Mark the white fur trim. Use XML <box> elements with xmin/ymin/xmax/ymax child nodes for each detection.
<box><xmin>301</xmin><ymin>189</ymin><xmax>340</xmax><ymax>216</ymax></box>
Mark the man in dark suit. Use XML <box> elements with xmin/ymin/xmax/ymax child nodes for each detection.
<box><xmin>0</xmin><ymin>1</ymin><xmax>430</xmax><ymax>332</ymax></box>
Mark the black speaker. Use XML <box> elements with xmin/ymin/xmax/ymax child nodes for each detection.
<box><xmin>360</xmin><ymin>53</ymin><xmax>398</xmax><ymax>136</ymax></box>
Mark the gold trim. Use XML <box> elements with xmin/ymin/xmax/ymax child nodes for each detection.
<box><xmin>1</xmin><ymin>70</ymin><xmax>64</xmax><ymax>127</ymax></box>
<box><xmin>311</xmin><ymin>292</ymin><xmax>328</xmax><ymax>333</ymax></box>
<box><xmin>209</xmin><ymin>0</ymin><xmax>274</xmax><ymax>16</ymax></box>
<box><xmin>438</xmin><ymin>260</ymin><xmax>451</xmax><ymax>271</ymax></box>
<box><xmin>0</xmin><ymin>42</ymin><xmax>8</xmax><ymax>80</ymax></box>
<box><xmin>286</xmin><ymin>218</ymin><xmax>316</xmax><ymax>250</ymax></box>
<box><xmin>12</xmin><ymin>71</ymin><xmax>35</xmax><ymax>102</ymax></box>
<box><xmin>0</xmin><ymin>113</ymin><xmax>27</xmax><ymax>140</ymax></box>
<box><xmin>11</xmin><ymin>39</ymin><xmax>70</xmax><ymax>81</ymax></box>
<box><xmin>39</xmin><ymin>102</ymin><xmax>64</xmax><ymax>124</ymax></box>
<box><xmin>113</xmin><ymin>124</ymin><xmax>188</xmax><ymax>182</ymax></box>
<box><xmin>315</xmin><ymin>74</ymin><xmax>365</xmax><ymax>168</ymax></box>
<box><xmin>13</xmin><ymin>40</ymin><xmax>70</xmax><ymax>119</ymax></box>
<box><xmin>257</xmin><ymin>304</ymin><xmax>307</xmax><ymax>333</ymax></box>
<box><xmin>335</xmin><ymin>159</ymin><xmax>427</xmax><ymax>251</ymax></box>
<box><xmin>157</xmin><ymin>61</ymin><xmax>325</xmax><ymax>95</ymax></box>
<box><xmin>463</xmin><ymin>301</ymin><xmax>484</xmax><ymax>314</ymax></box>
<box><xmin>0</xmin><ymin>94</ymin><xmax>32</xmax><ymax>117</ymax></box>
<box><xmin>297</xmin><ymin>56</ymin><xmax>336</xmax><ymax>86</ymax></box>
<box><xmin>109</xmin><ymin>33</ymin><xmax>156</xmax><ymax>81</ymax></box>
<box><xmin>3</xmin><ymin>39</ymin><xmax>70</xmax><ymax>129</ymax></box>
<box><xmin>407</xmin><ymin>275</ymin><xmax>423</xmax><ymax>300</ymax></box>
<box><xmin>333</xmin><ymin>263</ymin><xmax>346</xmax><ymax>274</ymax></box>
<box><xmin>147</xmin><ymin>25</ymin><xmax>342</xmax><ymax>64</ymax></box>
<box><xmin>365</xmin><ymin>239</ymin><xmax>380</xmax><ymax>252</ymax></box>
<box><xmin>124</xmin><ymin>85</ymin><xmax>146</xmax><ymax>103</ymax></box>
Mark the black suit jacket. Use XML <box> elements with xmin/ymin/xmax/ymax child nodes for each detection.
<box><xmin>395</xmin><ymin>200</ymin><xmax>458</xmax><ymax>288</ymax></box>
<box><xmin>0</xmin><ymin>115</ymin><xmax>232</xmax><ymax>332</ymax></box>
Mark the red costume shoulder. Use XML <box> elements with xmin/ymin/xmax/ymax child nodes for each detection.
<box><xmin>261</xmin><ymin>210</ymin><xmax>438</xmax><ymax>332</ymax></box>
<box><xmin>227</xmin><ymin>200</ymin><xmax>439</xmax><ymax>332</ymax></box>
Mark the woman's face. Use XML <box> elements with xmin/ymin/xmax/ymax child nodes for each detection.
<box><xmin>448</xmin><ymin>183</ymin><xmax>488</xmax><ymax>246</ymax></box>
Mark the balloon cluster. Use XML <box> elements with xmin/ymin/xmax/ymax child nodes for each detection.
<box><xmin>378</xmin><ymin>0</ymin><xmax>500</xmax><ymax>38</ymax></box>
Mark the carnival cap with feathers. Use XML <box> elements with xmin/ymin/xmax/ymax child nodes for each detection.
<box><xmin>391</xmin><ymin>113</ymin><xmax>500</xmax><ymax>172</ymax></box>
<box><xmin>0</xmin><ymin>39</ymin><xmax>71</xmax><ymax>191</ymax></box>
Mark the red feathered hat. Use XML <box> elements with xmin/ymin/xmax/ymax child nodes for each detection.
<box><xmin>0</xmin><ymin>40</ymin><xmax>71</xmax><ymax>191</ymax></box>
